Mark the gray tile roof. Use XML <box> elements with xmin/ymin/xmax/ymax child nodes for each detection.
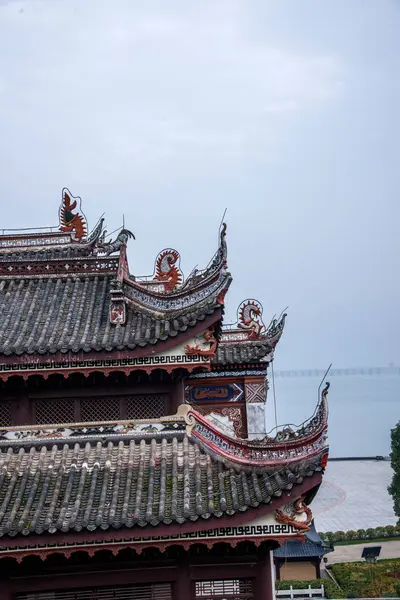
<box><xmin>273</xmin><ymin>539</ymin><xmax>328</xmax><ymax>558</ymax></box>
<box><xmin>274</xmin><ymin>523</ymin><xmax>330</xmax><ymax>558</ymax></box>
<box><xmin>0</xmin><ymin>431</ymin><xmax>323</xmax><ymax>538</ymax></box>
<box><xmin>0</xmin><ymin>276</ymin><xmax>220</xmax><ymax>356</ymax></box>
<box><xmin>215</xmin><ymin>341</ymin><xmax>272</xmax><ymax>365</ymax></box>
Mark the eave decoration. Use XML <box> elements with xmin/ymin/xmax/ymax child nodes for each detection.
<box><xmin>275</xmin><ymin>496</ymin><xmax>313</xmax><ymax>532</ymax></box>
<box><xmin>184</xmin><ymin>328</ymin><xmax>218</xmax><ymax>358</ymax></box>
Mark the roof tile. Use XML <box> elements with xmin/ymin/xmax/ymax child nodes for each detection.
<box><xmin>0</xmin><ymin>276</ymin><xmax>220</xmax><ymax>356</ymax></box>
<box><xmin>0</xmin><ymin>434</ymin><xmax>323</xmax><ymax>537</ymax></box>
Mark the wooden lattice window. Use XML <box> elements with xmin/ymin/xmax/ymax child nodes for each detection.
<box><xmin>32</xmin><ymin>394</ymin><xmax>169</xmax><ymax>425</ymax></box>
<box><xmin>17</xmin><ymin>583</ymin><xmax>172</xmax><ymax>600</ymax></box>
<box><xmin>195</xmin><ymin>579</ymin><xmax>254</xmax><ymax>598</ymax></box>
<box><xmin>125</xmin><ymin>394</ymin><xmax>167</xmax><ymax>419</ymax></box>
<box><xmin>81</xmin><ymin>396</ymin><xmax>120</xmax><ymax>422</ymax></box>
<box><xmin>35</xmin><ymin>398</ymin><xmax>75</xmax><ymax>425</ymax></box>
<box><xmin>0</xmin><ymin>401</ymin><xmax>12</xmax><ymax>427</ymax></box>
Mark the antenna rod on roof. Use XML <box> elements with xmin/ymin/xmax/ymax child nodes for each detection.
<box><xmin>123</xmin><ymin>214</ymin><xmax>125</xmax><ymax>229</ymax></box>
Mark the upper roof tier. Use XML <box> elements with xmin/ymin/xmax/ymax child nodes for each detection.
<box><xmin>0</xmin><ymin>189</ymin><xmax>285</xmax><ymax>368</ymax></box>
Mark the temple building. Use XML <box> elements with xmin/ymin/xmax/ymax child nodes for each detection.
<box><xmin>0</xmin><ymin>189</ymin><xmax>329</xmax><ymax>600</ymax></box>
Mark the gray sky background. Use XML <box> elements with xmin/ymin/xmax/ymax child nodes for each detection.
<box><xmin>0</xmin><ymin>0</ymin><xmax>399</xmax><ymax>371</ymax></box>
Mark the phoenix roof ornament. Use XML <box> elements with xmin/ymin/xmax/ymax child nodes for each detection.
<box><xmin>59</xmin><ymin>188</ymin><xmax>88</xmax><ymax>240</ymax></box>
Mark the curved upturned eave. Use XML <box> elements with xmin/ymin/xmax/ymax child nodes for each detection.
<box><xmin>188</xmin><ymin>402</ymin><xmax>328</xmax><ymax>473</ymax></box>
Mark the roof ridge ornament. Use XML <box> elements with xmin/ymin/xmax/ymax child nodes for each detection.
<box><xmin>238</xmin><ymin>299</ymin><xmax>266</xmax><ymax>338</ymax></box>
<box><xmin>154</xmin><ymin>248</ymin><xmax>183</xmax><ymax>292</ymax></box>
<box><xmin>98</xmin><ymin>228</ymin><xmax>135</xmax><ymax>256</ymax></box>
<box><xmin>265</xmin><ymin>311</ymin><xmax>287</xmax><ymax>348</ymax></box>
<box><xmin>180</xmin><ymin>222</ymin><xmax>228</xmax><ymax>292</ymax></box>
<box><xmin>59</xmin><ymin>188</ymin><xmax>88</xmax><ymax>241</ymax></box>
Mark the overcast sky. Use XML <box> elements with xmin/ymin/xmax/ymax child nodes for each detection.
<box><xmin>0</xmin><ymin>0</ymin><xmax>399</xmax><ymax>371</ymax></box>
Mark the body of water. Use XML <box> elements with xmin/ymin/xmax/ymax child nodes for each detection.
<box><xmin>265</xmin><ymin>369</ymin><xmax>399</xmax><ymax>457</ymax></box>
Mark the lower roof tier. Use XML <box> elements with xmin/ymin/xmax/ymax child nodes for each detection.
<box><xmin>0</xmin><ymin>393</ymin><xmax>329</xmax><ymax>540</ymax></box>
<box><xmin>0</xmin><ymin>434</ymin><xmax>324</xmax><ymax>538</ymax></box>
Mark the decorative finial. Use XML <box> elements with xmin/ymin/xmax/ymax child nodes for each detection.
<box><xmin>237</xmin><ymin>299</ymin><xmax>266</xmax><ymax>338</ymax></box>
<box><xmin>59</xmin><ymin>188</ymin><xmax>88</xmax><ymax>240</ymax></box>
<box><xmin>154</xmin><ymin>249</ymin><xmax>183</xmax><ymax>292</ymax></box>
<box><xmin>98</xmin><ymin>228</ymin><xmax>135</xmax><ymax>255</ymax></box>
<box><xmin>322</xmin><ymin>381</ymin><xmax>330</xmax><ymax>400</ymax></box>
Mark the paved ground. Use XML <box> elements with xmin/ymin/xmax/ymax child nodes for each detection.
<box><xmin>325</xmin><ymin>540</ymin><xmax>400</xmax><ymax>564</ymax></box>
<box><xmin>312</xmin><ymin>459</ymin><xmax>396</xmax><ymax>532</ymax></box>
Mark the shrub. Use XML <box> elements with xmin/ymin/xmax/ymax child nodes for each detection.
<box><xmin>331</xmin><ymin>559</ymin><xmax>400</xmax><ymax>598</ymax></box>
<box><xmin>318</xmin><ymin>524</ymin><xmax>400</xmax><ymax>544</ymax></box>
<box><xmin>384</xmin><ymin>525</ymin><xmax>395</xmax><ymax>537</ymax></box>
<box><xmin>374</xmin><ymin>526</ymin><xmax>386</xmax><ymax>538</ymax></box>
<box><xmin>366</xmin><ymin>527</ymin><xmax>378</xmax><ymax>539</ymax></box>
<box><xmin>388</xmin><ymin>421</ymin><xmax>400</xmax><ymax>520</ymax></box>
<box><xmin>345</xmin><ymin>529</ymin><xmax>357</xmax><ymax>540</ymax></box>
<box><xmin>332</xmin><ymin>530</ymin><xmax>346</xmax><ymax>542</ymax></box>
<box><xmin>356</xmin><ymin>528</ymin><xmax>367</xmax><ymax>539</ymax></box>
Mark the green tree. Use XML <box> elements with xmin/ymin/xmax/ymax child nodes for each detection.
<box><xmin>388</xmin><ymin>421</ymin><xmax>400</xmax><ymax>522</ymax></box>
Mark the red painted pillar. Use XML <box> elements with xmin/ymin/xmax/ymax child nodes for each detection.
<box><xmin>173</xmin><ymin>560</ymin><xmax>192</xmax><ymax>599</ymax></box>
<box><xmin>256</xmin><ymin>552</ymin><xmax>274</xmax><ymax>600</ymax></box>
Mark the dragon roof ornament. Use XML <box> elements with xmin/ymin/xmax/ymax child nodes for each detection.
<box><xmin>114</xmin><ymin>222</ymin><xmax>231</xmax><ymax>316</ymax></box>
<box><xmin>135</xmin><ymin>249</ymin><xmax>184</xmax><ymax>294</ymax></box>
<box><xmin>0</xmin><ymin>188</ymin><xmax>107</xmax><ymax>262</ymax></box>
<box><xmin>238</xmin><ymin>299</ymin><xmax>266</xmax><ymax>338</ymax></box>
<box><xmin>154</xmin><ymin>249</ymin><xmax>183</xmax><ymax>292</ymax></box>
<box><xmin>220</xmin><ymin>300</ymin><xmax>287</xmax><ymax>351</ymax></box>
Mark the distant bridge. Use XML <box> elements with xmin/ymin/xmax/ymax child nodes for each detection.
<box><xmin>273</xmin><ymin>366</ymin><xmax>400</xmax><ymax>378</ymax></box>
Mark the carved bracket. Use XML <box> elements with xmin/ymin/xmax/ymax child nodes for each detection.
<box><xmin>275</xmin><ymin>496</ymin><xmax>312</xmax><ymax>531</ymax></box>
<box><xmin>184</xmin><ymin>329</ymin><xmax>217</xmax><ymax>358</ymax></box>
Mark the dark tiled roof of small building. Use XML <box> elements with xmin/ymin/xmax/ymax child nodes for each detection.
<box><xmin>273</xmin><ymin>523</ymin><xmax>330</xmax><ymax>558</ymax></box>
<box><xmin>0</xmin><ymin>276</ymin><xmax>219</xmax><ymax>356</ymax></box>
<box><xmin>215</xmin><ymin>341</ymin><xmax>272</xmax><ymax>365</ymax></box>
<box><xmin>273</xmin><ymin>539</ymin><xmax>328</xmax><ymax>558</ymax></box>
<box><xmin>0</xmin><ymin>432</ymin><xmax>323</xmax><ymax>538</ymax></box>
